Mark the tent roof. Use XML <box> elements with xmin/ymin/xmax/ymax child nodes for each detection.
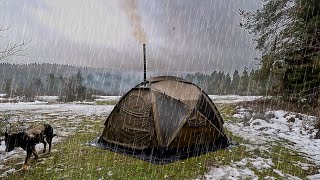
<box><xmin>146</xmin><ymin>76</ymin><xmax>189</xmax><ymax>83</ymax></box>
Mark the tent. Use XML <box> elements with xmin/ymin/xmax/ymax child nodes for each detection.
<box><xmin>93</xmin><ymin>76</ymin><xmax>231</xmax><ymax>164</ymax></box>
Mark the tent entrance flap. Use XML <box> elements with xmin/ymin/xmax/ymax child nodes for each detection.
<box><xmin>154</xmin><ymin>92</ymin><xmax>190</xmax><ymax>146</ymax></box>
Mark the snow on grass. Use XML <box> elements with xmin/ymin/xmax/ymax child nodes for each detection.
<box><xmin>0</xmin><ymin>96</ymin><xmax>317</xmax><ymax>179</ymax></box>
<box><xmin>35</xmin><ymin>96</ymin><xmax>59</xmax><ymax>102</ymax></box>
<box><xmin>228</xmin><ymin>106</ymin><xmax>320</xmax><ymax>166</ymax></box>
<box><xmin>203</xmin><ymin>165</ymin><xmax>257</xmax><ymax>180</ymax></box>
<box><xmin>0</xmin><ymin>103</ymin><xmax>113</xmax><ymax>116</ymax></box>
<box><xmin>201</xmin><ymin>157</ymin><xmax>276</xmax><ymax>180</ymax></box>
<box><xmin>0</xmin><ymin>102</ymin><xmax>114</xmax><ymax>177</ymax></box>
<box><xmin>308</xmin><ymin>173</ymin><xmax>320</xmax><ymax>180</ymax></box>
<box><xmin>209</xmin><ymin>95</ymin><xmax>262</xmax><ymax>104</ymax></box>
<box><xmin>94</xmin><ymin>96</ymin><xmax>121</xmax><ymax>101</ymax></box>
<box><xmin>203</xmin><ymin>103</ymin><xmax>320</xmax><ymax>179</ymax></box>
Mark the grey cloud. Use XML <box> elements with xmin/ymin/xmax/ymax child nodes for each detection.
<box><xmin>141</xmin><ymin>0</ymin><xmax>262</xmax><ymax>73</ymax></box>
<box><xmin>1</xmin><ymin>0</ymin><xmax>262</xmax><ymax>74</ymax></box>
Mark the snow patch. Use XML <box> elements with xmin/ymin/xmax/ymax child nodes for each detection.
<box><xmin>308</xmin><ymin>173</ymin><xmax>320</xmax><ymax>180</ymax></box>
<box><xmin>209</xmin><ymin>95</ymin><xmax>262</xmax><ymax>104</ymax></box>
<box><xmin>202</xmin><ymin>165</ymin><xmax>258</xmax><ymax>180</ymax></box>
<box><xmin>229</xmin><ymin>107</ymin><xmax>320</xmax><ymax>165</ymax></box>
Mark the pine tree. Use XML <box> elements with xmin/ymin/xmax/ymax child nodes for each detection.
<box><xmin>47</xmin><ymin>73</ymin><xmax>56</xmax><ymax>96</ymax></box>
<box><xmin>32</xmin><ymin>78</ymin><xmax>43</xmax><ymax>96</ymax></box>
<box><xmin>224</xmin><ymin>73</ymin><xmax>232</xmax><ymax>94</ymax></box>
<box><xmin>75</xmin><ymin>70</ymin><xmax>86</xmax><ymax>101</ymax></box>
<box><xmin>248</xmin><ymin>69</ymin><xmax>256</xmax><ymax>95</ymax></box>
<box><xmin>4</xmin><ymin>79</ymin><xmax>12</xmax><ymax>98</ymax></box>
<box><xmin>208</xmin><ymin>71</ymin><xmax>217</xmax><ymax>94</ymax></box>
<box><xmin>231</xmin><ymin>70</ymin><xmax>240</xmax><ymax>94</ymax></box>
<box><xmin>240</xmin><ymin>0</ymin><xmax>320</xmax><ymax>103</ymax></box>
<box><xmin>240</xmin><ymin>67</ymin><xmax>250</xmax><ymax>95</ymax></box>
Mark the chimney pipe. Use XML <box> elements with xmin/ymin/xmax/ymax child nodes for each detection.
<box><xmin>143</xmin><ymin>44</ymin><xmax>146</xmax><ymax>82</ymax></box>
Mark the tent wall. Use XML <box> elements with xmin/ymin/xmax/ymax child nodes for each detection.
<box><xmin>196</xmin><ymin>93</ymin><xmax>224</xmax><ymax>131</ymax></box>
<box><xmin>102</xmin><ymin>89</ymin><xmax>154</xmax><ymax>150</ymax></box>
<box><xmin>169</xmin><ymin>110</ymin><xmax>221</xmax><ymax>148</ymax></box>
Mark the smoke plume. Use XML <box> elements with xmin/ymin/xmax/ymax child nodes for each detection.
<box><xmin>121</xmin><ymin>0</ymin><xmax>148</xmax><ymax>44</ymax></box>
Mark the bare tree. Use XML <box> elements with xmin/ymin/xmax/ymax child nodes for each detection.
<box><xmin>0</xmin><ymin>26</ymin><xmax>29</xmax><ymax>61</ymax></box>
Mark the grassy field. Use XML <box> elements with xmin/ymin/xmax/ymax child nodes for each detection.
<box><xmin>1</xmin><ymin>103</ymin><xmax>317</xmax><ymax>179</ymax></box>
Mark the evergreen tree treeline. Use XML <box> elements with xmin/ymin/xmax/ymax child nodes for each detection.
<box><xmin>1</xmin><ymin>70</ymin><xmax>106</xmax><ymax>102</ymax></box>
<box><xmin>185</xmin><ymin>68</ymin><xmax>265</xmax><ymax>95</ymax></box>
<box><xmin>0</xmin><ymin>63</ymin><xmax>142</xmax><ymax>96</ymax></box>
<box><xmin>1</xmin><ymin>63</ymin><xmax>265</xmax><ymax>97</ymax></box>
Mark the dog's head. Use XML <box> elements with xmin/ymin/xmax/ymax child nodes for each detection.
<box><xmin>4</xmin><ymin>132</ymin><xmax>27</xmax><ymax>152</ymax></box>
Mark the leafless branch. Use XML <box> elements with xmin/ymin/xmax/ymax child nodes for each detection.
<box><xmin>0</xmin><ymin>26</ymin><xmax>11</xmax><ymax>38</ymax></box>
<box><xmin>0</xmin><ymin>26</ymin><xmax>11</xmax><ymax>32</ymax></box>
<box><xmin>0</xmin><ymin>41</ymin><xmax>30</xmax><ymax>61</ymax></box>
<box><xmin>0</xmin><ymin>26</ymin><xmax>29</xmax><ymax>61</ymax></box>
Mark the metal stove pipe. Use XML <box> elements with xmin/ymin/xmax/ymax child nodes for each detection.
<box><xmin>143</xmin><ymin>44</ymin><xmax>146</xmax><ymax>82</ymax></box>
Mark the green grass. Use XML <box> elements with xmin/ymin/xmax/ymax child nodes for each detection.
<box><xmin>1</xmin><ymin>104</ymin><xmax>316</xmax><ymax>179</ymax></box>
<box><xmin>4</xmin><ymin>120</ymin><xmax>314</xmax><ymax>180</ymax></box>
<box><xmin>5</xmin><ymin>120</ymin><xmax>209</xmax><ymax>180</ymax></box>
<box><xmin>216</xmin><ymin>103</ymin><xmax>242</xmax><ymax>122</ymax></box>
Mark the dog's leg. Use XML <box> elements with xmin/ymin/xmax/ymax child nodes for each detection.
<box><xmin>46</xmin><ymin>136</ymin><xmax>53</xmax><ymax>153</ymax></box>
<box><xmin>32</xmin><ymin>145</ymin><xmax>38</xmax><ymax>163</ymax></box>
<box><xmin>42</xmin><ymin>139</ymin><xmax>46</xmax><ymax>153</ymax></box>
<box><xmin>23</xmin><ymin>148</ymin><xmax>33</xmax><ymax>171</ymax></box>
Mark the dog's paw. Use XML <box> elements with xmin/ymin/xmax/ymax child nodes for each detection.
<box><xmin>22</xmin><ymin>164</ymin><xmax>29</xmax><ymax>171</ymax></box>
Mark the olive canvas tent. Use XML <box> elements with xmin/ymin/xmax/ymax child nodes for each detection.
<box><xmin>92</xmin><ymin>76</ymin><xmax>231</xmax><ymax>164</ymax></box>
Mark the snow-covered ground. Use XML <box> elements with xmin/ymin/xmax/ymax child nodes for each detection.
<box><xmin>203</xmin><ymin>106</ymin><xmax>320</xmax><ymax>180</ymax></box>
<box><xmin>202</xmin><ymin>157</ymin><xmax>273</xmax><ymax>180</ymax></box>
<box><xmin>0</xmin><ymin>102</ymin><xmax>113</xmax><ymax>116</ymax></box>
<box><xmin>0</xmin><ymin>102</ymin><xmax>114</xmax><ymax>177</ymax></box>
<box><xmin>35</xmin><ymin>96</ymin><xmax>59</xmax><ymax>102</ymax></box>
<box><xmin>0</xmin><ymin>96</ymin><xmax>319</xmax><ymax>179</ymax></box>
<box><xmin>93</xmin><ymin>95</ymin><xmax>121</xmax><ymax>101</ymax></box>
<box><xmin>209</xmin><ymin>95</ymin><xmax>263</xmax><ymax>104</ymax></box>
<box><xmin>229</xmin><ymin>107</ymin><xmax>320</xmax><ymax>165</ymax></box>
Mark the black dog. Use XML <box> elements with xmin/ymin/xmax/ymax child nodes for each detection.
<box><xmin>4</xmin><ymin>124</ymin><xmax>56</xmax><ymax>170</ymax></box>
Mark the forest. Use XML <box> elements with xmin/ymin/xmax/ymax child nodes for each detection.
<box><xmin>0</xmin><ymin>63</ymin><xmax>266</xmax><ymax>101</ymax></box>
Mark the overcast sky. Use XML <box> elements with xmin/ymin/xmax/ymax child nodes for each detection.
<box><xmin>0</xmin><ymin>0</ymin><xmax>262</xmax><ymax>74</ymax></box>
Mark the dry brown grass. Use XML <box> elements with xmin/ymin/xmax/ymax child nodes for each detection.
<box><xmin>240</xmin><ymin>98</ymin><xmax>320</xmax><ymax>117</ymax></box>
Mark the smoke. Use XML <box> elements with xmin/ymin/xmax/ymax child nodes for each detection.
<box><xmin>121</xmin><ymin>0</ymin><xmax>148</xmax><ymax>44</ymax></box>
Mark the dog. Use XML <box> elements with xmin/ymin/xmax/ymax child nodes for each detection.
<box><xmin>4</xmin><ymin>124</ymin><xmax>56</xmax><ymax>170</ymax></box>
